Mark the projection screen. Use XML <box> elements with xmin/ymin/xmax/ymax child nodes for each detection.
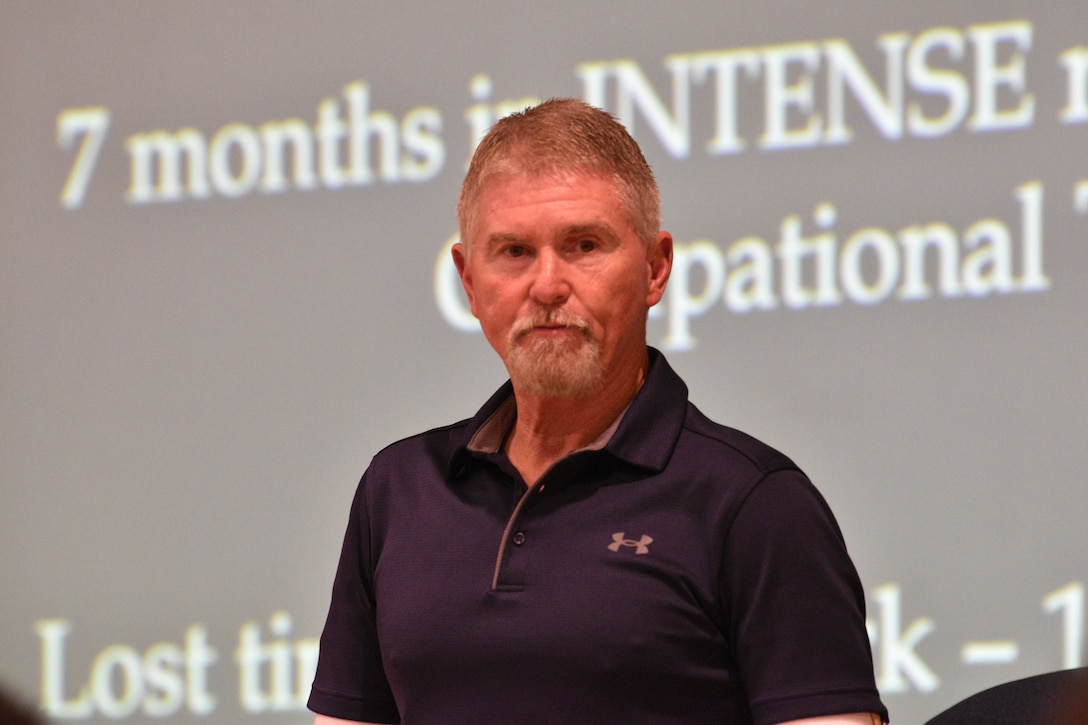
<box><xmin>2</xmin><ymin>3</ymin><xmax>1086</xmax><ymax>723</ymax></box>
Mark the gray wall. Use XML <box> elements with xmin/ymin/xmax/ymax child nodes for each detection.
<box><xmin>2</xmin><ymin>3</ymin><xmax>1086</xmax><ymax>723</ymax></box>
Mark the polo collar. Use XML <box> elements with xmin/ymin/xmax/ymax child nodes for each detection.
<box><xmin>603</xmin><ymin>347</ymin><xmax>688</xmax><ymax>470</ymax></box>
<box><xmin>445</xmin><ymin>348</ymin><xmax>688</xmax><ymax>479</ymax></box>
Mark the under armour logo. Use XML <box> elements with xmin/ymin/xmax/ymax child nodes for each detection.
<box><xmin>608</xmin><ymin>532</ymin><xmax>653</xmax><ymax>555</ymax></box>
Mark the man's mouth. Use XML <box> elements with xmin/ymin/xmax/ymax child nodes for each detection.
<box><xmin>511</xmin><ymin>310</ymin><xmax>591</xmax><ymax>341</ymax></box>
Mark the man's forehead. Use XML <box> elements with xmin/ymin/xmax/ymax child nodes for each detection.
<box><xmin>478</xmin><ymin>187</ymin><xmax>630</xmax><ymax>240</ymax></box>
<box><xmin>479</xmin><ymin>168</ymin><xmax>619</xmax><ymax>197</ymax></box>
<box><xmin>463</xmin><ymin>169</ymin><xmax>636</xmax><ymax>250</ymax></box>
<box><xmin>481</xmin><ymin>220</ymin><xmax>621</xmax><ymax>248</ymax></box>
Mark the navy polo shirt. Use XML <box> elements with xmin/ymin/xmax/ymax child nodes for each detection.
<box><xmin>309</xmin><ymin>349</ymin><xmax>887</xmax><ymax>724</ymax></box>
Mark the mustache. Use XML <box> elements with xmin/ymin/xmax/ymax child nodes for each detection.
<box><xmin>509</xmin><ymin>308</ymin><xmax>593</xmax><ymax>342</ymax></box>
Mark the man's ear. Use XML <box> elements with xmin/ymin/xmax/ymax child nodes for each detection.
<box><xmin>451</xmin><ymin>241</ymin><xmax>477</xmax><ymax>316</ymax></box>
<box><xmin>646</xmin><ymin>231</ymin><xmax>673</xmax><ymax>307</ymax></box>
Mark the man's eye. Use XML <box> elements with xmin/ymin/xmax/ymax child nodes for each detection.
<box><xmin>575</xmin><ymin>240</ymin><xmax>597</xmax><ymax>253</ymax></box>
<box><xmin>505</xmin><ymin>245</ymin><xmax>527</xmax><ymax>258</ymax></box>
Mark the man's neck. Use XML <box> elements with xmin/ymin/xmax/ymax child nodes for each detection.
<box><xmin>505</xmin><ymin>359</ymin><xmax>647</xmax><ymax>487</ymax></box>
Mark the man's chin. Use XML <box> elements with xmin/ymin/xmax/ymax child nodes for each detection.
<box><xmin>506</xmin><ymin>339</ymin><xmax>603</xmax><ymax>398</ymax></box>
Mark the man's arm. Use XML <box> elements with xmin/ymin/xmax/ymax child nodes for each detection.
<box><xmin>314</xmin><ymin>715</ymin><xmax>386</xmax><ymax>725</ymax></box>
<box><xmin>781</xmin><ymin>714</ymin><xmax>883</xmax><ymax>725</ymax></box>
<box><xmin>312</xmin><ymin>707</ymin><xmax>884</xmax><ymax>724</ymax></box>
<box><xmin>315</xmin><ymin>711</ymin><xmax>881</xmax><ymax>725</ymax></box>
<box><xmin>722</xmin><ymin>468</ymin><xmax>888</xmax><ymax>723</ymax></box>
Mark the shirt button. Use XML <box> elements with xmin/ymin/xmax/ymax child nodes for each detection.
<box><xmin>512</xmin><ymin>532</ymin><xmax>526</xmax><ymax>546</ymax></box>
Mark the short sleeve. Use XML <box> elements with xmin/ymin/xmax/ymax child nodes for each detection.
<box><xmin>308</xmin><ymin>474</ymin><xmax>401</xmax><ymax>723</ymax></box>
<box><xmin>722</xmin><ymin>469</ymin><xmax>888</xmax><ymax>725</ymax></box>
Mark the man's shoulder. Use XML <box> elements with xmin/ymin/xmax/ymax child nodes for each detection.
<box><xmin>366</xmin><ymin>418</ymin><xmax>472</xmax><ymax>472</ymax></box>
<box><xmin>361</xmin><ymin>380</ymin><xmax>513</xmax><ymax>486</ymax></box>
<box><xmin>679</xmin><ymin>402</ymin><xmax>800</xmax><ymax>476</ymax></box>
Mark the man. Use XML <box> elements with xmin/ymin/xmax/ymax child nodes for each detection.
<box><xmin>309</xmin><ymin>98</ymin><xmax>888</xmax><ymax>724</ymax></box>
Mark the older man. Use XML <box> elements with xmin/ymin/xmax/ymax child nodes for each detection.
<box><xmin>308</xmin><ymin>99</ymin><xmax>888</xmax><ymax>725</ymax></box>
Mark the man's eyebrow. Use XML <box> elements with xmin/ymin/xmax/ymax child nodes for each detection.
<box><xmin>481</xmin><ymin>223</ymin><xmax>618</xmax><ymax>253</ymax></box>
<box><xmin>482</xmin><ymin>232</ymin><xmax>526</xmax><ymax>253</ymax></box>
<box><xmin>558</xmin><ymin>222</ymin><xmax>619</xmax><ymax>241</ymax></box>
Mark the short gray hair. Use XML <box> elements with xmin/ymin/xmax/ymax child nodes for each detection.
<box><xmin>457</xmin><ymin>98</ymin><xmax>660</xmax><ymax>249</ymax></box>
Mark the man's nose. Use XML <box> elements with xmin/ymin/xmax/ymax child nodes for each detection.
<box><xmin>529</xmin><ymin>249</ymin><xmax>571</xmax><ymax>306</ymax></box>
